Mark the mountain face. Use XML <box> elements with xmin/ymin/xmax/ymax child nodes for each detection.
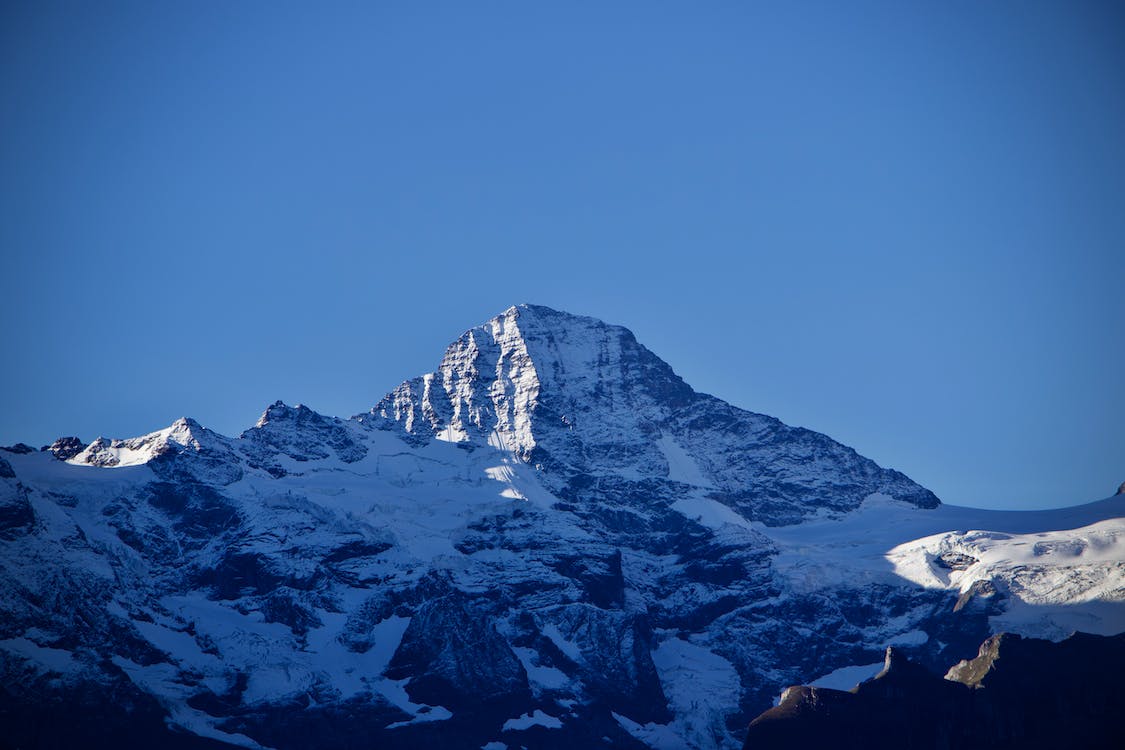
<box><xmin>1</xmin><ymin>304</ymin><xmax>1122</xmax><ymax>750</ymax></box>
<box><xmin>743</xmin><ymin>631</ymin><xmax>1125</xmax><ymax>749</ymax></box>
<box><xmin>363</xmin><ymin>305</ymin><xmax>938</xmax><ymax>526</ymax></box>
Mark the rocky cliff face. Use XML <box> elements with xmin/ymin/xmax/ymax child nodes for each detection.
<box><xmin>0</xmin><ymin>305</ymin><xmax>1121</xmax><ymax>750</ymax></box>
<box><xmin>364</xmin><ymin>305</ymin><xmax>938</xmax><ymax>525</ymax></box>
<box><xmin>743</xmin><ymin>631</ymin><xmax>1125</xmax><ymax>749</ymax></box>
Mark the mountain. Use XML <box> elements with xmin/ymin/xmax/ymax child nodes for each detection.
<box><xmin>743</xmin><ymin>631</ymin><xmax>1125</xmax><ymax>749</ymax></box>
<box><xmin>1</xmin><ymin>304</ymin><xmax>1122</xmax><ymax>749</ymax></box>
<box><xmin>361</xmin><ymin>305</ymin><xmax>938</xmax><ymax>525</ymax></box>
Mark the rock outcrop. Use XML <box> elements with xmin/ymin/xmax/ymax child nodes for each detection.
<box><xmin>743</xmin><ymin>631</ymin><xmax>1125</xmax><ymax>749</ymax></box>
<box><xmin>0</xmin><ymin>305</ymin><xmax>1121</xmax><ymax>749</ymax></box>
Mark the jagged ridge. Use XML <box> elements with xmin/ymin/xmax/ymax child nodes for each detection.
<box><xmin>0</xmin><ymin>304</ymin><xmax>1120</xmax><ymax>750</ymax></box>
<box><xmin>361</xmin><ymin>304</ymin><xmax>938</xmax><ymax>524</ymax></box>
<box><xmin>744</xmin><ymin>631</ymin><xmax>1125</xmax><ymax>749</ymax></box>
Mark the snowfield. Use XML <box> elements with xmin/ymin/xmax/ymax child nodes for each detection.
<box><xmin>1</xmin><ymin>305</ymin><xmax>1121</xmax><ymax>750</ymax></box>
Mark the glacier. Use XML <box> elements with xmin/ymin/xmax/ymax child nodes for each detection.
<box><xmin>1</xmin><ymin>304</ymin><xmax>1121</xmax><ymax>749</ymax></box>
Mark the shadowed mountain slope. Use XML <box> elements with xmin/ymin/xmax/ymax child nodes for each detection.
<box><xmin>1</xmin><ymin>305</ymin><xmax>1121</xmax><ymax>749</ymax></box>
<box><xmin>744</xmin><ymin>631</ymin><xmax>1125</xmax><ymax>750</ymax></box>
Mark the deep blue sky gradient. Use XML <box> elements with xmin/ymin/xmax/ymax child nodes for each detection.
<box><xmin>2</xmin><ymin>1</ymin><xmax>1123</xmax><ymax>508</ymax></box>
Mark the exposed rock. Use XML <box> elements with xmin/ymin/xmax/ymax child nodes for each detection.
<box><xmin>0</xmin><ymin>304</ymin><xmax>1120</xmax><ymax>750</ymax></box>
<box><xmin>43</xmin><ymin>436</ymin><xmax>85</xmax><ymax>460</ymax></box>
<box><xmin>953</xmin><ymin>578</ymin><xmax>1003</xmax><ymax>613</ymax></box>
<box><xmin>241</xmin><ymin>401</ymin><xmax>368</xmax><ymax>470</ymax></box>
<box><xmin>743</xmin><ymin>631</ymin><xmax>1125</xmax><ymax>749</ymax></box>
<box><xmin>0</xmin><ymin>481</ymin><xmax>34</xmax><ymax>539</ymax></box>
<box><xmin>362</xmin><ymin>305</ymin><xmax>938</xmax><ymax>526</ymax></box>
<box><xmin>935</xmin><ymin>550</ymin><xmax>978</xmax><ymax>571</ymax></box>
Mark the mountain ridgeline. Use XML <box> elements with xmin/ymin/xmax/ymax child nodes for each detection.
<box><xmin>1</xmin><ymin>304</ymin><xmax>1121</xmax><ymax>750</ymax></box>
<box><xmin>744</xmin><ymin>631</ymin><xmax>1125</xmax><ymax>749</ymax></box>
<box><xmin>363</xmin><ymin>304</ymin><xmax>938</xmax><ymax>524</ymax></box>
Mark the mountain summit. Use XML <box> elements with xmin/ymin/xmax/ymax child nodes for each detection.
<box><xmin>1</xmin><ymin>305</ymin><xmax>1121</xmax><ymax>750</ymax></box>
<box><xmin>364</xmin><ymin>304</ymin><xmax>938</xmax><ymax>525</ymax></box>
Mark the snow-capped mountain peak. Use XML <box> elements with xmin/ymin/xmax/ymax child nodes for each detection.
<box><xmin>254</xmin><ymin>400</ymin><xmax>306</xmax><ymax>429</ymax></box>
<box><xmin>68</xmin><ymin>416</ymin><xmax>212</xmax><ymax>468</ymax></box>
<box><xmin>1</xmin><ymin>304</ymin><xmax>1120</xmax><ymax>750</ymax></box>
<box><xmin>364</xmin><ymin>303</ymin><xmax>937</xmax><ymax>524</ymax></box>
<box><xmin>243</xmin><ymin>400</ymin><xmax>367</xmax><ymax>470</ymax></box>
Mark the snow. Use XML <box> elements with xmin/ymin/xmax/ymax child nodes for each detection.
<box><xmin>672</xmin><ymin>492</ymin><xmax>757</xmax><ymax>533</ymax></box>
<box><xmin>886</xmin><ymin>518</ymin><xmax>1125</xmax><ymax>638</ymax></box>
<box><xmin>887</xmin><ymin>520</ymin><xmax>1125</xmax><ymax>596</ymax></box>
<box><xmin>67</xmin><ymin>418</ymin><xmax>208</xmax><ymax>468</ymax></box>
<box><xmin>3</xmin><ymin>304</ymin><xmax>1124</xmax><ymax>750</ymax></box>
<box><xmin>133</xmin><ymin>618</ymin><xmax>219</xmax><ymax>667</ymax></box>
<box><xmin>502</xmin><ymin>709</ymin><xmax>563</xmax><ymax>731</ymax></box>
<box><xmin>808</xmin><ymin>661</ymin><xmax>884</xmax><ymax>691</ymax></box>
<box><xmin>765</xmin><ymin>494</ymin><xmax>1125</xmax><ymax>605</ymax></box>
<box><xmin>650</xmin><ymin>638</ymin><xmax>742</xmax><ymax>750</ymax></box>
<box><xmin>5</xmin><ymin>448</ymin><xmax>155</xmax><ymax>488</ymax></box>
<box><xmin>656</xmin><ymin>434</ymin><xmax>712</xmax><ymax>487</ymax></box>
<box><xmin>888</xmin><ymin>629</ymin><xmax>929</xmax><ymax>646</ymax></box>
<box><xmin>7</xmin><ymin>433</ymin><xmax>1122</xmax><ymax>749</ymax></box>
<box><xmin>111</xmin><ymin>655</ymin><xmax>270</xmax><ymax>749</ymax></box>
<box><xmin>0</xmin><ymin>637</ymin><xmax>78</xmax><ymax>674</ymax></box>
<box><xmin>541</xmin><ymin>623</ymin><xmax>584</xmax><ymax>663</ymax></box>
<box><xmin>612</xmin><ymin>712</ymin><xmax>685</xmax><ymax>750</ymax></box>
<box><xmin>989</xmin><ymin>599</ymin><xmax>1125</xmax><ymax>640</ymax></box>
<box><xmin>306</xmin><ymin>613</ymin><xmax>412</xmax><ymax>700</ymax></box>
<box><xmin>511</xmin><ymin>646</ymin><xmax>572</xmax><ymax>693</ymax></box>
<box><xmin>132</xmin><ymin>592</ymin><xmax>447</xmax><ymax>725</ymax></box>
<box><xmin>383</xmin><ymin>692</ymin><xmax>453</xmax><ymax>729</ymax></box>
<box><xmin>759</xmin><ymin>491</ymin><xmax>1124</xmax><ymax>654</ymax></box>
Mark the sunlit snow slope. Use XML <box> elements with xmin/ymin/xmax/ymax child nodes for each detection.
<box><xmin>1</xmin><ymin>304</ymin><xmax>1121</xmax><ymax>750</ymax></box>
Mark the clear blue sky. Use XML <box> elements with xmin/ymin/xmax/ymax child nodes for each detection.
<box><xmin>2</xmin><ymin>1</ymin><xmax>1123</xmax><ymax>509</ymax></box>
